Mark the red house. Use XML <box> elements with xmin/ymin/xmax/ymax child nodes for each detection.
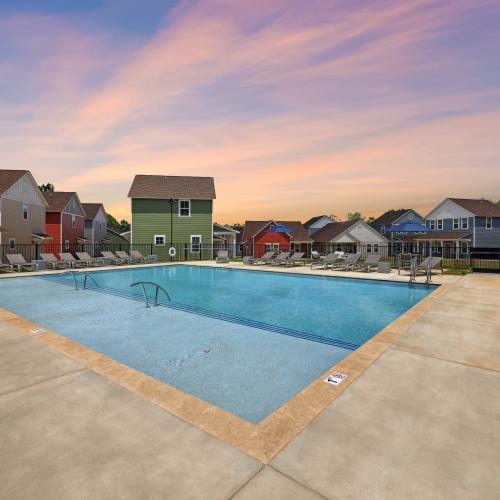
<box><xmin>43</xmin><ymin>192</ymin><xmax>87</xmax><ymax>250</ymax></box>
<box><xmin>241</xmin><ymin>220</ymin><xmax>314</xmax><ymax>258</ymax></box>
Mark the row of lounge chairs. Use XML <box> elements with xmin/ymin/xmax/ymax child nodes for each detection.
<box><xmin>310</xmin><ymin>252</ymin><xmax>382</xmax><ymax>272</ymax></box>
<box><xmin>0</xmin><ymin>250</ymin><xmax>155</xmax><ymax>273</ymax></box>
<box><xmin>242</xmin><ymin>251</ymin><xmax>306</xmax><ymax>267</ymax></box>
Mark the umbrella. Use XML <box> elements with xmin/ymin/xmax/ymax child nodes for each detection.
<box><xmin>265</xmin><ymin>224</ymin><xmax>294</xmax><ymax>233</ymax></box>
<box><xmin>385</xmin><ymin>222</ymin><xmax>432</xmax><ymax>233</ymax></box>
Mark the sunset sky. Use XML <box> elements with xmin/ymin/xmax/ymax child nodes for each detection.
<box><xmin>1</xmin><ymin>0</ymin><xmax>499</xmax><ymax>223</ymax></box>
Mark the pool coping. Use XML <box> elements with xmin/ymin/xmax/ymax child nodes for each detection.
<box><xmin>0</xmin><ymin>265</ymin><xmax>452</xmax><ymax>463</ymax></box>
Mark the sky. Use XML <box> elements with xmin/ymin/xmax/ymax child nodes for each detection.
<box><xmin>1</xmin><ymin>0</ymin><xmax>500</xmax><ymax>223</ymax></box>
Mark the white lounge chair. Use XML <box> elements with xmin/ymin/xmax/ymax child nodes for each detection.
<box><xmin>271</xmin><ymin>252</ymin><xmax>291</xmax><ymax>266</ymax></box>
<box><xmin>215</xmin><ymin>250</ymin><xmax>229</xmax><ymax>263</ymax></box>
<box><xmin>355</xmin><ymin>254</ymin><xmax>381</xmax><ymax>272</ymax></box>
<box><xmin>130</xmin><ymin>250</ymin><xmax>157</xmax><ymax>263</ymax></box>
<box><xmin>76</xmin><ymin>252</ymin><xmax>106</xmax><ymax>267</ymax></box>
<box><xmin>59</xmin><ymin>253</ymin><xmax>88</xmax><ymax>268</ymax></box>
<box><xmin>312</xmin><ymin>252</ymin><xmax>343</xmax><ymax>270</ymax></box>
<box><xmin>40</xmin><ymin>253</ymin><xmax>71</xmax><ymax>270</ymax></box>
<box><xmin>101</xmin><ymin>251</ymin><xmax>127</xmax><ymax>265</ymax></box>
<box><xmin>254</xmin><ymin>251</ymin><xmax>276</xmax><ymax>265</ymax></box>
<box><xmin>284</xmin><ymin>252</ymin><xmax>305</xmax><ymax>266</ymax></box>
<box><xmin>333</xmin><ymin>253</ymin><xmax>361</xmax><ymax>271</ymax></box>
<box><xmin>115</xmin><ymin>250</ymin><xmax>139</xmax><ymax>264</ymax></box>
<box><xmin>0</xmin><ymin>259</ymin><xmax>13</xmax><ymax>273</ymax></box>
<box><xmin>6</xmin><ymin>254</ymin><xmax>38</xmax><ymax>272</ymax></box>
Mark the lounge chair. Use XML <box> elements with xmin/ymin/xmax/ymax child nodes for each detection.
<box><xmin>416</xmin><ymin>256</ymin><xmax>443</xmax><ymax>275</ymax></box>
<box><xmin>0</xmin><ymin>259</ymin><xmax>13</xmax><ymax>273</ymax></box>
<box><xmin>333</xmin><ymin>252</ymin><xmax>361</xmax><ymax>271</ymax></box>
<box><xmin>130</xmin><ymin>250</ymin><xmax>157</xmax><ymax>263</ymax></box>
<box><xmin>59</xmin><ymin>253</ymin><xmax>88</xmax><ymax>268</ymax></box>
<box><xmin>284</xmin><ymin>252</ymin><xmax>305</xmax><ymax>266</ymax></box>
<box><xmin>115</xmin><ymin>250</ymin><xmax>139</xmax><ymax>264</ymax></box>
<box><xmin>253</xmin><ymin>251</ymin><xmax>276</xmax><ymax>265</ymax></box>
<box><xmin>355</xmin><ymin>254</ymin><xmax>381</xmax><ymax>272</ymax></box>
<box><xmin>76</xmin><ymin>252</ymin><xmax>106</xmax><ymax>267</ymax></box>
<box><xmin>271</xmin><ymin>252</ymin><xmax>291</xmax><ymax>266</ymax></box>
<box><xmin>40</xmin><ymin>253</ymin><xmax>71</xmax><ymax>270</ymax></box>
<box><xmin>101</xmin><ymin>251</ymin><xmax>127</xmax><ymax>265</ymax></box>
<box><xmin>215</xmin><ymin>250</ymin><xmax>229</xmax><ymax>263</ymax></box>
<box><xmin>242</xmin><ymin>256</ymin><xmax>256</xmax><ymax>265</ymax></box>
<box><xmin>312</xmin><ymin>252</ymin><xmax>343</xmax><ymax>270</ymax></box>
<box><xmin>6</xmin><ymin>254</ymin><xmax>38</xmax><ymax>272</ymax></box>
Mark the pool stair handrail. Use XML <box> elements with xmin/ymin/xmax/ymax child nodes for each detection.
<box><xmin>69</xmin><ymin>271</ymin><xmax>99</xmax><ymax>290</ymax></box>
<box><xmin>409</xmin><ymin>256</ymin><xmax>432</xmax><ymax>288</ymax></box>
<box><xmin>130</xmin><ymin>281</ymin><xmax>171</xmax><ymax>308</ymax></box>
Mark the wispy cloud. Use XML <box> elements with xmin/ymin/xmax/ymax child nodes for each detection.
<box><xmin>1</xmin><ymin>0</ymin><xmax>499</xmax><ymax>221</ymax></box>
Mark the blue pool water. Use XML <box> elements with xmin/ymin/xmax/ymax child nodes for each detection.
<box><xmin>0</xmin><ymin>266</ymin><xmax>433</xmax><ymax>422</ymax></box>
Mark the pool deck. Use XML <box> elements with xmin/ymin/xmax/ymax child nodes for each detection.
<box><xmin>0</xmin><ymin>264</ymin><xmax>499</xmax><ymax>499</ymax></box>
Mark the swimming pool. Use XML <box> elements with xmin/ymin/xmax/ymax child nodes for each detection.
<box><xmin>0</xmin><ymin>265</ymin><xmax>433</xmax><ymax>423</ymax></box>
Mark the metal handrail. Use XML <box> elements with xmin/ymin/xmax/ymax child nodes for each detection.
<box><xmin>70</xmin><ymin>271</ymin><xmax>99</xmax><ymax>290</ymax></box>
<box><xmin>130</xmin><ymin>281</ymin><xmax>171</xmax><ymax>308</ymax></box>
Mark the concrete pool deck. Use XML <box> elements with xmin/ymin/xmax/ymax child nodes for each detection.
<box><xmin>0</xmin><ymin>266</ymin><xmax>499</xmax><ymax>499</ymax></box>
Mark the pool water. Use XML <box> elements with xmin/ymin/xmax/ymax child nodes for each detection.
<box><xmin>0</xmin><ymin>266</ymin><xmax>433</xmax><ymax>423</ymax></box>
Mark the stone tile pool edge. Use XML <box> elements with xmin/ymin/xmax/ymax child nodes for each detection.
<box><xmin>0</xmin><ymin>264</ymin><xmax>451</xmax><ymax>464</ymax></box>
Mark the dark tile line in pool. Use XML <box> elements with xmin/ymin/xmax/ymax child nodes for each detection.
<box><xmin>36</xmin><ymin>274</ymin><xmax>360</xmax><ymax>351</ymax></box>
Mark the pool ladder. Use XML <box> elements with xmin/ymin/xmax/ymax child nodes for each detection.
<box><xmin>130</xmin><ymin>281</ymin><xmax>171</xmax><ymax>308</ymax></box>
<box><xmin>70</xmin><ymin>271</ymin><xmax>98</xmax><ymax>290</ymax></box>
<box><xmin>409</xmin><ymin>257</ymin><xmax>432</xmax><ymax>289</ymax></box>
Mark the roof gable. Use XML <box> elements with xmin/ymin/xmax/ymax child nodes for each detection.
<box><xmin>448</xmin><ymin>198</ymin><xmax>500</xmax><ymax>217</ymax></box>
<box><xmin>0</xmin><ymin>170</ymin><xmax>48</xmax><ymax>206</ymax></box>
<box><xmin>242</xmin><ymin>220</ymin><xmax>313</xmax><ymax>243</ymax></box>
<box><xmin>372</xmin><ymin>209</ymin><xmax>415</xmax><ymax>226</ymax></box>
<box><xmin>43</xmin><ymin>191</ymin><xmax>86</xmax><ymax>216</ymax></box>
<box><xmin>128</xmin><ymin>175</ymin><xmax>216</xmax><ymax>200</ymax></box>
<box><xmin>0</xmin><ymin>170</ymin><xmax>29</xmax><ymax>195</ymax></box>
<box><xmin>82</xmin><ymin>203</ymin><xmax>106</xmax><ymax>220</ymax></box>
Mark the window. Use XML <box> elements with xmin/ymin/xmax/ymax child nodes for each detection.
<box><xmin>99</xmin><ymin>223</ymin><xmax>102</xmax><ymax>231</ymax></box>
<box><xmin>453</xmin><ymin>218</ymin><xmax>459</xmax><ymax>230</ymax></box>
<box><xmin>8</xmin><ymin>238</ymin><xmax>15</xmax><ymax>249</ymax></box>
<box><xmin>22</xmin><ymin>204</ymin><xmax>28</xmax><ymax>220</ymax></box>
<box><xmin>367</xmin><ymin>244</ymin><xmax>372</xmax><ymax>253</ymax></box>
<box><xmin>154</xmin><ymin>235</ymin><xmax>166</xmax><ymax>246</ymax></box>
<box><xmin>461</xmin><ymin>218</ymin><xmax>469</xmax><ymax>229</ymax></box>
<box><xmin>191</xmin><ymin>235</ymin><xmax>201</xmax><ymax>253</ymax></box>
<box><xmin>179</xmin><ymin>200</ymin><xmax>190</xmax><ymax>217</ymax></box>
<box><xmin>429</xmin><ymin>220</ymin><xmax>436</xmax><ymax>230</ymax></box>
<box><xmin>408</xmin><ymin>212</ymin><xmax>413</xmax><ymax>221</ymax></box>
<box><xmin>273</xmin><ymin>243</ymin><xmax>280</xmax><ymax>251</ymax></box>
<box><xmin>71</xmin><ymin>214</ymin><xmax>76</xmax><ymax>228</ymax></box>
<box><xmin>437</xmin><ymin>219</ymin><xmax>443</xmax><ymax>230</ymax></box>
<box><xmin>64</xmin><ymin>240</ymin><xmax>69</xmax><ymax>250</ymax></box>
<box><xmin>293</xmin><ymin>243</ymin><xmax>301</xmax><ymax>252</ymax></box>
<box><xmin>264</xmin><ymin>243</ymin><xmax>272</xmax><ymax>253</ymax></box>
<box><xmin>373</xmin><ymin>243</ymin><xmax>379</xmax><ymax>253</ymax></box>
<box><xmin>381</xmin><ymin>225</ymin><xmax>385</xmax><ymax>234</ymax></box>
<box><xmin>461</xmin><ymin>242</ymin><xmax>469</xmax><ymax>254</ymax></box>
<box><xmin>486</xmin><ymin>217</ymin><xmax>492</xmax><ymax>230</ymax></box>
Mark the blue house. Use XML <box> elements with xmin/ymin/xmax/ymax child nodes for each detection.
<box><xmin>371</xmin><ymin>209</ymin><xmax>424</xmax><ymax>236</ymax></box>
<box><xmin>420</xmin><ymin>198</ymin><xmax>500</xmax><ymax>258</ymax></box>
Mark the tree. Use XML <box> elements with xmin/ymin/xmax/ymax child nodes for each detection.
<box><xmin>39</xmin><ymin>183</ymin><xmax>55</xmax><ymax>192</ymax></box>
<box><xmin>497</xmin><ymin>200</ymin><xmax>500</xmax><ymax>206</ymax></box>
<box><xmin>347</xmin><ymin>211</ymin><xmax>364</xmax><ymax>222</ymax></box>
<box><xmin>231</xmin><ymin>223</ymin><xmax>244</xmax><ymax>232</ymax></box>
<box><xmin>107</xmin><ymin>214</ymin><xmax>130</xmax><ymax>232</ymax></box>
<box><xmin>366</xmin><ymin>216</ymin><xmax>376</xmax><ymax>225</ymax></box>
<box><xmin>328</xmin><ymin>214</ymin><xmax>337</xmax><ymax>222</ymax></box>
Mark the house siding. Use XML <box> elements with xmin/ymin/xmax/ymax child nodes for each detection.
<box><xmin>0</xmin><ymin>198</ymin><xmax>46</xmax><ymax>245</ymax></box>
<box><xmin>45</xmin><ymin>212</ymin><xmax>62</xmax><ymax>245</ymax></box>
<box><xmin>61</xmin><ymin>213</ymin><xmax>85</xmax><ymax>245</ymax></box>
<box><xmin>131</xmin><ymin>198</ymin><xmax>213</xmax><ymax>259</ymax></box>
<box><xmin>474</xmin><ymin>217</ymin><xmax>500</xmax><ymax>247</ymax></box>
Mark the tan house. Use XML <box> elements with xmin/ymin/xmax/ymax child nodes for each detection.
<box><xmin>0</xmin><ymin>170</ymin><xmax>49</xmax><ymax>248</ymax></box>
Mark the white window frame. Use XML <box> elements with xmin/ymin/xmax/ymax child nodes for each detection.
<box><xmin>64</xmin><ymin>240</ymin><xmax>70</xmax><ymax>250</ymax></box>
<box><xmin>380</xmin><ymin>225</ymin><xmax>385</xmax><ymax>234</ymax></box>
<box><xmin>293</xmin><ymin>243</ymin><xmax>301</xmax><ymax>252</ymax></box>
<box><xmin>453</xmin><ymin>218</ymin><xmax>459</xmax><ymax>230</ymax></box>
<box><xmin>429</xmin><ymin>220</ymin><xmax>436</xmax><ymax>230</ymax></box>
<box><xmin>460</xmin><ymin>242</ymin><xmax>469</xmax><ymax>254</ymax></box>
<box><xmin>191</xmin><ymin>235</ymin><xmax>201</xmax><ymax>253</ymax></box>
<box><xmin>273</xmin><ymin>243</ymin><xmax>280</xmax><ymax>251</ymax></box>
<box><xmin>373</xmin><ymin>243</ymin><xmax>379</xmax><ymax>253</ymax></box>
<box><xmin>22</xmin><ymin>204</ymin><xmax>29</xmax><ymax>220</ymax></box>
<box><xmin>8</xmin><ymin>238</ymin><xmax>16</xmax><ymax>249</ymax></box>
<box><xmin>367</xmin><ymin>243</ymin><xmax>373</xmax><ymax>253</ymax></box>
<box><xmin>99</xmin><ymin>222</ymin><xmax>102</xmax><ymax>231</ymax></box>
<box><xmin>461</xmin><ymin>217</ymin><xmax>469</xmax><ymax>229</ymax></box>
<box><xmin>71</xmin><ymin>214</ymin><xmax>76</xmax><ymax>228</ymax></box>
<box><xmin>154</xmin><ymin>234</ymin><xmax>166</xmax><ymax>246</ymax></box>
<box><xmin>437</xmin><ymin>219</ymin><xmax>443</xmax><ymax>230</ymax></box>
<box><xmin>408</xmin><ymin>212</ymin><xmax>413</xmax><ymax>221</ymax></box>
<box><xmin>264</xmin><ymin>243</ymin><xmax>272</xmax><ymax>253</ymax></box>
<box><xmin>179</xmin><ymin>200</ymin><xmax>191</xmax><ymax>218</ymax></box>
<box><xmin>486</xmin><ymin>217</ymin><xmax>492</xmax><ymax>230</ymax></box>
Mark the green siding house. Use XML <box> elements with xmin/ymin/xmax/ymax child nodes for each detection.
<box><xmin>128</xmin><ymin>175</ymin><xmax>216</xmax><ymax>260</ymax></box>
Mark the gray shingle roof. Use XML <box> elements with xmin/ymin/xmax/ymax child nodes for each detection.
<box><xmin>82</xmin><ymin>203</ymin><xmax>105</xmax><ymax>220</ymax></box>
<box><xmin>0</xmin><ymin>169</ymin><xmax>28</xmax><ymax>195</ymax></box>
<box><xmin>372</xmin><ymin>209</ymin><xmax>412</xmax><ymax>226</ymax></box>
<box><xmin>128</xmin><ymin>175</ymin><xmax>216</xmax><ymax>200</ymax></box>
<box><xmin>310</xmin><ymin>220</ymin><xmax>357</xmax><ymax>242</ymax></box>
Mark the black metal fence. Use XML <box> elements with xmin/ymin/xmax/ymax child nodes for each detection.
<box><xmin>1</xmin><ymin>242</ymin><xmax>499</xmax><ymax>272</ymax></box>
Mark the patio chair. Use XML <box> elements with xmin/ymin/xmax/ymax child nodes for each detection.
<box><xmin>284</xmin><ymin>252</ymin><xmax>305</xmax><ymax>266</ymax></box>
<box><xmin>6</xmin><ymin>254</ymin><xmax>38</xmax><ymax>272</ymax></box>
<box><xmin>242</xmin><ymin>256</ymin><xmax>256</xmax><ymax>265</ymax></box>
<box><xmin>101</xmin><ymin>251</ymin><xmax>127</xmax><ymax>265</ymax></box>
<box><xmin>253</xmin><ymin>251</ymin><xmax>276</xmax><ymax>265</ymax></box>
<box><xmin>0</xmin><ymin>259</ymin><xmax>13</xmax><ymax>273</ymax></box>
<box><xmin>215</xmin><ymin>250</ymin><xmax>229</xmax><ymax>263</ymax></box>
<box><xmin>115</xmin><ymin>250</ymin><xmax>138</xmax><ymax>264</ymax></box>
<box><xmin>355</xmin><ymin>254</ymin><xmax>381</xmax><ymax>273</ymax></box>
<box><xmin>59</xmin><ymin>253</ymin><xmax>88</xmax><ymax>268</ymax></box>
<box><xmin>76</xmin><ymin>252</ymin><xmax>106</xmax><ymax>267</ymax></box>
<box><xmin>416</xmin><ymin>256</ymin><xmax>443</xmax><ymax>275</ymax></box>
<box><xmin>312</xmin><ymin>252</ymin><xmax>343</xmax><ymax>270</ymax></box>
<box><xmin>333</xmin><ymin>252</ymin><xmax>361</xmax><ymax>271</ymax></box>
<box><xmin>40</xmin><ymin>253</ymin><xmax>71</xmax><ymax>270</ymax></box>
<box><xmin>271</xmin><ymin>252</ymin><xmax>291</xmax><ymax>266</ymax></box>
<box><xmin>130</xmin><ymin>250</ymin><xmax>157</xmax><ymax>263</ymax></box>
